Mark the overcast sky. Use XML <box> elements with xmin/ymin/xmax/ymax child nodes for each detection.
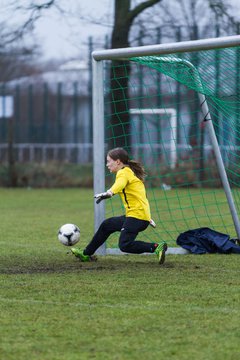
<box><xmin>34</xmin><ymin>0</ymin><xmax>113</xmax><ymax>61</ymax></box>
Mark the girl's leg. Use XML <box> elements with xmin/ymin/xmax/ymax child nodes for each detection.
<box><xmin>118</xmin><ymin>217</ymin><xmax>156</xmax><ymax>254</ymax></box>
<box><xmin>84</xmin><ymin>215</ymin><xmax>125</xmax><ymax>255</ymax></box>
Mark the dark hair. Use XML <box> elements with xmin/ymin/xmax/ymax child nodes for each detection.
<box><xmin>107</xmin><ymin>147</ymin><xmax>146</xmax><ymax>181</ymax></box>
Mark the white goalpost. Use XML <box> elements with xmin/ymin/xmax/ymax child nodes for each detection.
<box><xmin>129</xmin><ymin>108</ymin><xmax>177</xmax><ymax>169</ymax></box>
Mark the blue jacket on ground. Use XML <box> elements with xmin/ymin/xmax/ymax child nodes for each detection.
<box><xmin>176</xmin><ymin>227</ymin><xmax>240</xmax><ymax>254</ymax></box>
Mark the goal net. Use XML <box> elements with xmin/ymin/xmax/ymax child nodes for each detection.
<box><xmin>92</xmin><ymin>36</ymin><xmax>240</xmax><ymax>253</ymax></box>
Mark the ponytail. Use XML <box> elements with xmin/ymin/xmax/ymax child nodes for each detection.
<box><xmin>128</xmin><ymin>160</ymin><xmax>146</xmax><ymax>181</ymax></box>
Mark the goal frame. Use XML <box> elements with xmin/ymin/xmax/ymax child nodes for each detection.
<box><xmin>92</xmin><ymin>35</ymin><xmax>240</xmax><ymax>255</ymax></box>
<box><xmin>129</xmin><ymin>108</ymin><xmax>177</xmax><ymax>169</ymax></box>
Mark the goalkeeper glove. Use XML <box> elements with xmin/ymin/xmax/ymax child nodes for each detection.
<box><xmin>94</xmin><ymin>191</ymin><xmax>113</xmax><ymax>204</ymax></box>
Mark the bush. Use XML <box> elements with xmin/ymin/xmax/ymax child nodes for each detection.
<box><xmin>0</xmin><ymin>162</ymin><xmax>93</xmax><ymax>188</ymax></box>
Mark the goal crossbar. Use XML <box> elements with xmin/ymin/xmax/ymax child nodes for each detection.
<box><xmin>92</xmin><ymin>35</ymin><xmax>240</xmax><ymax>60</ymax></box>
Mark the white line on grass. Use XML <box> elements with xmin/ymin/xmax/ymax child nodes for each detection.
<box><xmin>0</xmin><ymin>297</ymin><xmax>238</xmax><ymax>314</ymax></box>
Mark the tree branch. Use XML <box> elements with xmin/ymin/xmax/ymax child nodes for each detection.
<box><xmin>2</xmin><ymin>1</ymin><xmax>63</xmax><ymax>46</ymax></box>
<box><xmin>128</xmin><ymin>0</ymin><xmax>163</xmax><ymax>24</ymax></box>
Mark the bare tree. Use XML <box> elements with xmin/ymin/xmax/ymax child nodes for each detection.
<box><xmin>208</xmin><ymin>0</ymin><xmax>240</xmax><ymax>34</ymax></box>
<box><xmin>109</xmin><ymin>0</ymin><xmax>163</xmax><ymax>149</ymax></box>
<box><xmin>0</xmin><ymin>1</ymin><xmax>60</xmax><ymax>186</ymax></box>
<box><xmin>1</xmin><ymin>1</ymin><xmax>60</xmax><ymax>47</ymax></box>
<box><xmin>0</xmin><ymin>1</ymin><xmax>67</xmax><ymax>80</ymax></box>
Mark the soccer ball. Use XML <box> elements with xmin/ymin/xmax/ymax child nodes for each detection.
<box><xmin>58</xmin><ymin>223</ymin><xmax>80</xmax><ymax>246</ymax></box>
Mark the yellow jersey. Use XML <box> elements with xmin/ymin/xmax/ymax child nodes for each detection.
<box><xmin>110</xmin><ymin>167</ymin><xmax>151</xmax><ymax>221</ymax></box>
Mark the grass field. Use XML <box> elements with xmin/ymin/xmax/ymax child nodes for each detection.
<box><xmin>1</xmin><ymin>188</ymin><xmax>240</xmax><ymax>360</ymax></box>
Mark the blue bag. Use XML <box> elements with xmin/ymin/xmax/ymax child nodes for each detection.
<box><xmin>176</xmin><ymin>227</ymin><xmax>240</xmax><ymax>254</ymax></box>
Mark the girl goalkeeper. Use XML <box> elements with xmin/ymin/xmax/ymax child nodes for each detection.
<box><xmin>71</xmin><ymin>147</ymin><xmax>167</xmax><ymax>264</ymax></box>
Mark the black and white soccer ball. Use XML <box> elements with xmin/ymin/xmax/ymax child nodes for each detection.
<box><xmin>58</xmin><ymin>223</ymin><xmax>80</xmax><ymax>246</ymax></box>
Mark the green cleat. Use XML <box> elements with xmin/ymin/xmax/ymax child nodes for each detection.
<box><xmin>155</xmin><ymin>241</ymin><xmax>168</xmax><ymax>265</ymax></box>
<box><xmin>71</xmin><ymin>248</ymin><xmax>97</xmax><ymax>262</ymax></box>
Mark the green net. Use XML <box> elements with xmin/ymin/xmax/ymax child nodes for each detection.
<box><xmin>103</xmin><ymin>46</ymin><xmax>240</xmax><ymax>247</ymax></box>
